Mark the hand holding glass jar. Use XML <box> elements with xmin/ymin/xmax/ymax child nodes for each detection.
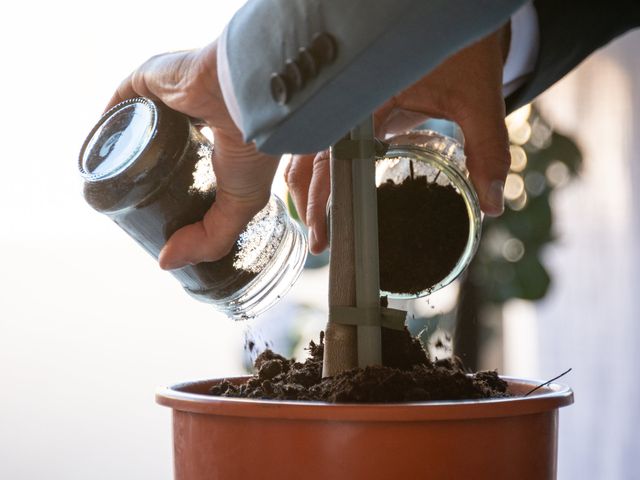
<box><xmin>102</xmin><ymin>43</ymin><xmax>281</xmax><ymax>272</ymax></box>
<box><xmin>80</xmin><ymin>97</ymin><xmax>307</xmax><ymax>318</ymax></box>
<box><xmin>285</xmin><ymin>26</ymin><xmax>511</xmax><ymax>254</ymax></box>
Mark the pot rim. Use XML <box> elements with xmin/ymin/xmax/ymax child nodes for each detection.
<box><xmin>156</xmin><ymin>376</ymin><xmax>573</xmax><ymax>422</ymax></box>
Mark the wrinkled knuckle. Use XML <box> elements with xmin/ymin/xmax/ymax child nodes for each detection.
<box><xmin>306</xmin><ymin>198</ymin><xmax>320</xmax><ymax>214</ymax></box>
<box><xmin>176</xmin><ymin>56</ymin><xmax>200</xmax><ymax>92</ymax></box>
<box><xmin>285</xmin><ymin>162</ymin><xmax>304</xmax><ymax>189</ymax></box>
<box><xmin>306</xmin><ymin>198</ymin><xmax>327</xmax><ymax>223</ymax></box>
<box><xmin>312</xmin><ymin>150</ymin><xmax>330</xmax><ymax>170</ymax></box>
<box><xmin>129</xmin><ymin>68</ymin><xmax>145</xmax><ymax>93</ymax></box>
<box><xmin>283</xmin><ymin>158</ymin><xmax>293</xmax><ymax>179</ymax></box>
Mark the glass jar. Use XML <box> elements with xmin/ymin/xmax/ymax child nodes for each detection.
<box><xmin>376</xmin><ymin>130</ymin><xmax>482</xmax><ymax>298</ymax></box>
<box><xmin>78</xmin><ymin>97</ymin><xmax>307</xmax><ymax>319</ymax></box>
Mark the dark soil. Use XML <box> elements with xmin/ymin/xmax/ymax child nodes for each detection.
<box><xmin>377</xmin><ymin>175</ymin><xmax>469</xmax><ymax>294</ymax></box>
<box><xmin>209</xmin><ymin>328</ymin><xmax>508</xmax><ymax>403</ymax></box>
<box><xmin>82</xmin><ymin>100</ymin><xmax>260</xmax><ymax>302</ymax></box>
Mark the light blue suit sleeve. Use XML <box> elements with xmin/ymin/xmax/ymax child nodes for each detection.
<box><xmin>220</xmin><ymin>0</ymin><xmax>526</xmax><ymax>154</ymax></box>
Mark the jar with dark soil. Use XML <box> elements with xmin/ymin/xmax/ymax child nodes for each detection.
<box><xmin>78</xmin><ymin>97</ymin><xmax>307</xmax><ymax>318</ymax></box>
<box><xmin>376</xmin><ymin>130</ymin><xmax>481</xmax><ymax>297</ymax></box>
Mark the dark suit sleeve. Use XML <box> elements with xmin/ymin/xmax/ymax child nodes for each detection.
<box><xmin>505</xmin><ymin>0</ymin><xmax>640</xmax><ymax>113</ymax></box>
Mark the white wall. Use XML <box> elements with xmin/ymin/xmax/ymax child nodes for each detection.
<box><xmin>503</xmin><ymin>30</ymin><xmax>640</xmax><ymax>480</ymax></box>
<box><xmin>0</xmin><ymin>2</ymin><xmax>248</xmax><ymax>479</ymax></box>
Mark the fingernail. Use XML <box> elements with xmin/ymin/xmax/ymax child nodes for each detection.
<box><xmin>160</xmin><ymin>260</ymin><xmax>184</xmax><ymax>271</ymax></box>
<box><xmin>159</xmin><ymin>251</ymin><xmax>186</xmax><ymax>271</ymax></box>
<box><xmin>485</xmin><ymin>180</ymin><xmax>505</xmax><ymax>216</ymax></box>
<box><xmin>308</xmin><ymin>226</ymin><xmax>318</xmax><ymax>253</ymax></box>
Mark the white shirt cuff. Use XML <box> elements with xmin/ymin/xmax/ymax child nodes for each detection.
<box><xmin>502</xmin><ymin>1</ymin><xmax>540</xmax><ymax>97</ymax></box>
<box><xmin>217</xmin><ymin>24</ymin><xmax>244</xmax><ymax>135</ymax></box>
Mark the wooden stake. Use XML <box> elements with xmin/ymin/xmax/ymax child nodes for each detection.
<box><xmin>350</xmin><ymin>119</ymin><xmax>382</xmax><ymax>367</ymax></box>
<box><xmin>323</xmin><ymin>117</ymin><xmax>382</xmax><ymax>377</ymax></box>
<box><xmin>323</xmin><ymin>143</ymin><xmax>358</xmax><ymax>377</ymax></box>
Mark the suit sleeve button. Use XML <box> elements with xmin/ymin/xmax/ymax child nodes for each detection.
<box><xmin>270</xmin><ymin>73</ymin><xmax>289</xmax><ymax>105</ymax></box>
<box><xmin>310</xmin><ymin>32</ymin><xmax>337</xmax><ymax>66</ymax></box>
<box><xmin>284</xmin><ymin>59</ymin><xmax>304</xmax><ymax>90</ymax></box>
<box><xmin>297</xmin><ymin>47</ymin><xmax>318</xmax><ymax>79</ymax></box>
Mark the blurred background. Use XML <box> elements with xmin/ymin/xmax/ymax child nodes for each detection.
<box><xmin>0</xmin><ymin>1</ymin><xmax>638</xmax><ymax>479</ymax></box>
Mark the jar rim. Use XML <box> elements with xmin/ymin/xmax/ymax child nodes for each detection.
<box><xmin>79</xmin><ymin>97</ymin><xmax>158</xmax><ymax>182</ymax></box>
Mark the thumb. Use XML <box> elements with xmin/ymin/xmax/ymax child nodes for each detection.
<box><xmin>159</xmin><ymin>130</ymin><xmax>278</xmax><ymax>269</ymax></box>
<box><xmin>456</xmin><ymin>98</ymin><xmax>510</xmax><ymax>217</ymax></box>
<box><xmin>158</xmin><ymin>189</ymin><xmax>269</xmax><ymax>269</ymax></box>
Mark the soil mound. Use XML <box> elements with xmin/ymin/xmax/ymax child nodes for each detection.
<box><xmin>209</xmin><ymin>329</ymin><xmax>508</xmax><ymax>403</ymax></box>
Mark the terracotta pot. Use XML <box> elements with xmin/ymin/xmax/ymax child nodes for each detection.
<box><xmin>157</xmin><ymin>377</ymin><xmax>573</xmax><ymax>480</ymax></box>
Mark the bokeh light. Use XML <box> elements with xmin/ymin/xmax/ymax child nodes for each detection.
<box><xmin>504</xmin><ymin>173</ymin><xmax>525</xmax><ymax>200</ymax></box>
<box><xmin>524</xmin><ymin>171</ymin><xmax>547</xmax><ymax>196</ymax></box>
<box><xmin>509</xmin><ymin>145</ymin><xmax>528</xmax><ymax>172</ymax></box>
<box><xmin>546</xmin><ymin>161</ymin><xmax>571</xmax><ymax>188</ymax></box>
<box><xmin>507</xmin><ymin>190</ymin><xmax>528</xmax><ymax>211</ymax></box>
<box><xmin>502</xmin><ymin>238</ymin><xmax>526</xmax><ymax>262</ymax></box>
<box><xmin>506</xmin><ymin>104</ymin><xmax>532</xmax><ymax>131</ymax></box>
<box><xmin>528</xmin><ymin>116</ymin><xmax>553</xmax><ymax>149</ymax></box>
<box><xmin>506</xmin><ymin>104</ymin><xmax>533</xmax><ymax>145</ymax></box>
<box><xmin>483</xmin><ymin>227</ymin><xmax>510</xmax><ymax>259</ymax></box>
<box><xmin>509</xmin><ymin>122</ymin><xmax>532</xmax><ymax>146</ymax></box>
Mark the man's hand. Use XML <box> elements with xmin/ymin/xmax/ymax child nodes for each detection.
<box><xmin>285</xmin><ymin>26</ymin><xmax>512</xmax><ymax>254</ymax></box>
<box><xmin>104</xmin><ymin>43</ymin><xmax>279</xmax><ymax>270</ymax></box>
